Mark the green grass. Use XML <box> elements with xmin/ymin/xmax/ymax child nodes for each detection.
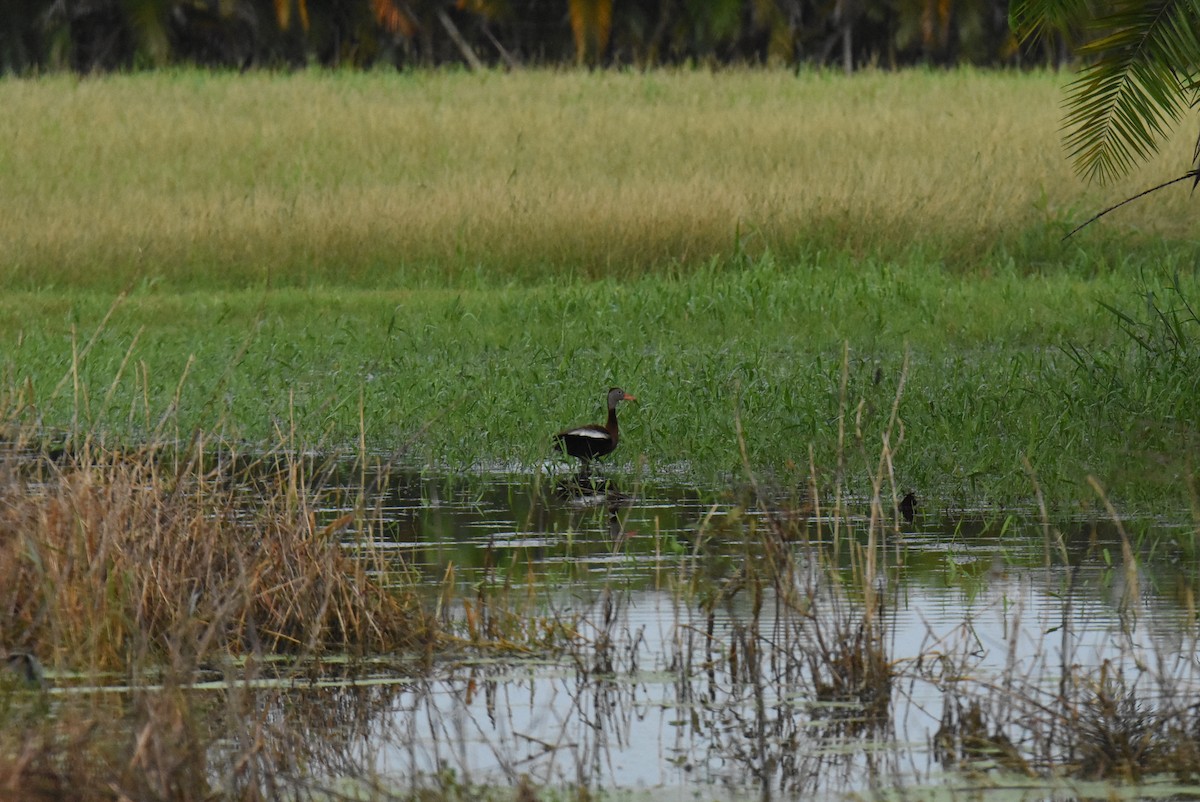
<box><xmin>4</xmin><ymin>251</ymin><xmax>1199</xmax><ymax>507</ymax></box>
<box><xmin>3</xmin><ymin>69</ymin><xmax>1200</xmax><ymax>508</ymax></box>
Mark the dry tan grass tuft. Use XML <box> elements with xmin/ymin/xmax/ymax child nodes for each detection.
<box><xmin>0</xmin><ymin>435</ymin><xmax>433</xmax><ymax>675</ymax></box>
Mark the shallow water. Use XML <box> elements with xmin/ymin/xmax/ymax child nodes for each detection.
<box><xmin>290</xmin><ymin>467</ymin><xmax>1200</xmax><ymax>799</ymax></box>
<box><xmin>26</xmin><ymin>462</ymin><xmax>1200</xmax><ymax>800</ymax></box>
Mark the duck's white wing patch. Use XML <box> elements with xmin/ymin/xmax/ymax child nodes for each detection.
<box><xmin>564</xmin><ymin>428</ymin><xmax>611</xmax><ymax>439</ymax></box>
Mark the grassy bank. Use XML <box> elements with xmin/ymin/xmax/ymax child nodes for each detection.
<box><xmin>4</xmin><ymin>253</ymin><xmax>1200</xmax><ymax>506</ymax></box>
<box><xmin>2</xmin><ymin>69</ymin><xmax>1200</xmax><ymax>507</ymax></box>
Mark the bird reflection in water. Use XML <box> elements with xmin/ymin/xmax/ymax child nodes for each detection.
<box><xmin>552</xmin><ymin>472</ymin><xmax>636</xmax><ymax>552</ymax></box>
<box><xmin>553</xmin><ymin>471</ymin><xmax>630</xmax><ymax>507</ymax></box>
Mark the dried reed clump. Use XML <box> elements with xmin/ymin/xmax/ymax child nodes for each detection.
<box><xmin>0</xmin><ymin>439</ymin><xmax>434</xmax><ymax>673</ymax></box>
<box><xmin>1055</xmin><ymin>661</ymin><xmax>1200</xmax><ymax>782</ymax></box>
<box><xmin>930</xmin><ymin>659</ymin><xmax>1200</xmax><ymax>783</ymax></box>
<box><xmin>765</xmin><ymin>520</ymin><xmax>894</xmax><ymax>730</ymax></box>
<box><xmin>801</xmin><ymin>601</ymin><xmax>892</xmax><ymax>723</ymax></box>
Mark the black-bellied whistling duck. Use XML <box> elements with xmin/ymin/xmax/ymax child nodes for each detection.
<box><xmin>553</xmin><ymin>387</ymin><xmax>636</xmax><ymax>474</ymax></box>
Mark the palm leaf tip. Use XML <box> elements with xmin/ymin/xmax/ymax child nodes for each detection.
<box><xmin>1061</xmin><ymin>0</ymin><xmax>1200</xmax><ymax>183</ymax></box>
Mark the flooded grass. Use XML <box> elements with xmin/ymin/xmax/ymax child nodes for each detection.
<box><xmin>4</xmin><ymin>73</ymin><xmax>1200</xmax><ymax>505</ymax></box>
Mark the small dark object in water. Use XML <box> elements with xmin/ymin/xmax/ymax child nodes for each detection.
<box><xmin>899</xmin><ymin>492</ymin><xmax>917</xmax><ymax>524</ymax></box>
<box><xmin>3</xmin><ymin>651</ymin><xmax>45</xmax><ymax>686</ymax></box>
<box><xmin>553</xmin><ymin>387</ymin><xmax>636</xmax><ymax>475</ymax></box>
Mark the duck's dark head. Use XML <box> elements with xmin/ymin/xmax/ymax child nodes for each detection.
<box><xmin>607</xmin><ymin>387</ymin><xmax>636</xmax><ymax>408</ymax></box>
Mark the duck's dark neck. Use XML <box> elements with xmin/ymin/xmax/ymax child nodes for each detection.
<box><xmin>606</xmin><ymin>405</ymin><xmax>619</xmax><ymax>436</ymax></box>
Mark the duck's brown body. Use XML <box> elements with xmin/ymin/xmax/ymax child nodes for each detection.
<box><xmin>554</xmin><ymin>388</ymin><xmax>635</xmax><ymax>472</ymax></box>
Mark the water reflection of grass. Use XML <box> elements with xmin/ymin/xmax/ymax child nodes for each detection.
<box><xmin>665</xmin><ymin>476</ymin><xmax>1200</xmax><ymax>798</ymax></box>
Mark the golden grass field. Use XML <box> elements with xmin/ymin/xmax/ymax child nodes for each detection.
<box><xmin>2</xmin><ymin>68</ymin><xmax>1197</xmax><ymax>289</ymax></box>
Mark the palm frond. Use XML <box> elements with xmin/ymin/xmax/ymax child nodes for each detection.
<box><xmin>1061</xmin><ymin>0</ymin><xmax>1200</xmax><ymax>183</ymax></box>
<box><xmin>1009</xmin><ymin>0</ymin><xmax>1092</xmax><ymax>44</ymax></box>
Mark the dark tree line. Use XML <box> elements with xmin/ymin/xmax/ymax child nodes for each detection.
<box><xmin>0</xmin><ymin>0</ymin><xmax>1063</xmax><ymax>73</ymax></box>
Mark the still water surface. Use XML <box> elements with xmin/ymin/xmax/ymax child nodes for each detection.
<box><xmin>295</xmin><ymin>469</ymin><xmax>1200</xmax><ymax>800</ymax></box>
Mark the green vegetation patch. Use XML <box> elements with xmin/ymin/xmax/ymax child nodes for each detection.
<box><xmin>5</xmin><ymin>252</ymin><xmax>1200</xmax><ymax>508</ymax></box>
<box><xmin>3</xmin><ymin>69</ymin><xmax>1200</xmax><ymax>508</ymax></box>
